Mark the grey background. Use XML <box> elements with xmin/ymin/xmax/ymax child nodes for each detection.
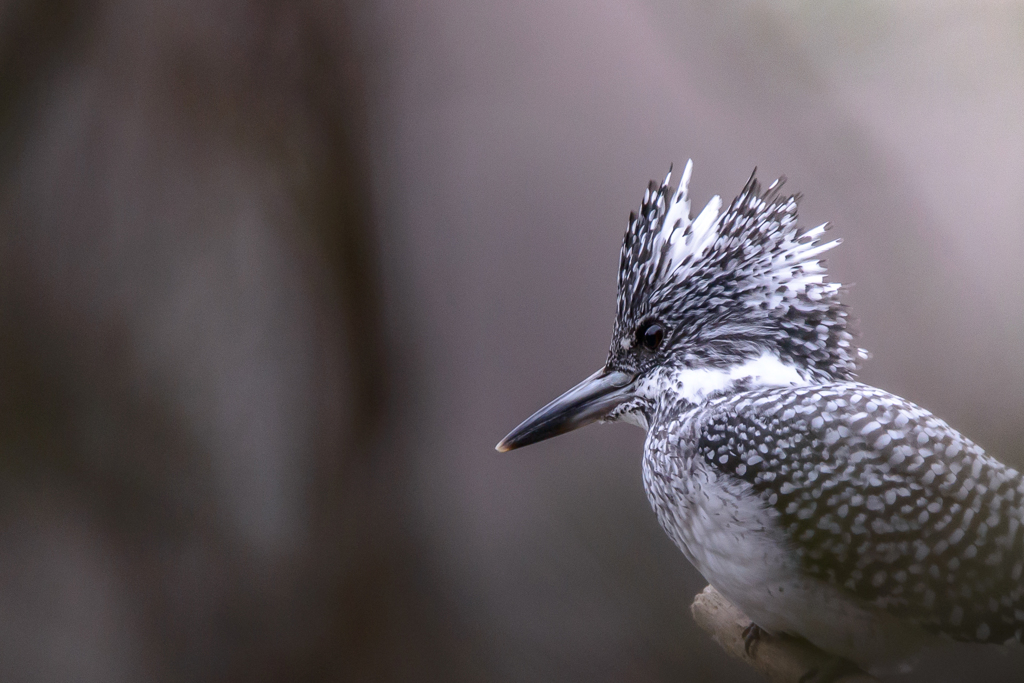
<box><xmin>0</xmin><ymin>0</ymin><xmax>1021</xmax><ymax>681</ymax></box>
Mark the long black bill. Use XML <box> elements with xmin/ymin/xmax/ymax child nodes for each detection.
<box><xmin>496</xmin><ymin>368</ymin><xmax>635</xmax><ymax>452</ymax></box>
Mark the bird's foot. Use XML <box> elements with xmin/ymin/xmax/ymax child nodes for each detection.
<box><xmin>798</xmin><ymin>655</ymin><xmax>863</xmax><ymax>683</ymax></box>
<box><xmin>741</xmin><ymin>622</ymin><xmax>763</xmax><ymax>656</ymax></box>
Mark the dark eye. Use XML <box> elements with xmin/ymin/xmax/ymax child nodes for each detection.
<box><xmin>637</xmin><ymin>321</ymin><xmax>665</xmax><ymax>352</ymax></box>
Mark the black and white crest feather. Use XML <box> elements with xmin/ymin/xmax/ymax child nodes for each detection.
<box><xmin>612</xmin><ymin>160</ymin><xmax>862</xmax><ymax>381</ymax></box>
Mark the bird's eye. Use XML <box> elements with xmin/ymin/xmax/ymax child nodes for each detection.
<box><xmin>637</xmin><ymin>321</ymin><xmax>665</xmax><ymax>352</ymax></box>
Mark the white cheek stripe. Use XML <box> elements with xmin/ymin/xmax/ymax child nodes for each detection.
<box><xmin>640</xmin><ymin>352</ymin><xmax>809</xmax><ymax>406</ymax></box>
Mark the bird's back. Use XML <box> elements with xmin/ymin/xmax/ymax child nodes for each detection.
<box><xmin>643</xmin><ymin>381</ymin><xmax>1024</xmax><ymax>669</ymax></box>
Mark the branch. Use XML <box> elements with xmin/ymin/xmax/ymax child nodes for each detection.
<box><xmin>690</xmin><ymin>585</ymin><xmax>878</xmax><ymax>683</ymax></box>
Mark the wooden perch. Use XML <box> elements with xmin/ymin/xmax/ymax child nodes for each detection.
<box><xmin>690</xmin><ymin>585</ymin><xmax>878</xmax><ymax>683</ymax></box>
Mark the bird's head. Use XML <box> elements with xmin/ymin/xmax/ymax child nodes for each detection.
<box><xmin>497</xmin><ymin>161</ymin><xmax>863</xmax><ymax>452</ymax></box>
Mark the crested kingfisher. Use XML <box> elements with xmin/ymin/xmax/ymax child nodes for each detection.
<box><xmin>498</xmin><ymin>161</ymin><xmax>1024</xmax><ymax>679</ymax></box>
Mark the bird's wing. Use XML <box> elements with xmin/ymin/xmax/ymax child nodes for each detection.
<box><xmin>693</xmin><ymin>382</ymin><xmax>1024</xmax><ymax>644</ymax></box>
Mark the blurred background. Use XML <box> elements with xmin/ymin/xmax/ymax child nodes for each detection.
<box><xmin>0</xmin><ymin>0</ymin><xmax>1022</xmax><ymax>681</ymax></box>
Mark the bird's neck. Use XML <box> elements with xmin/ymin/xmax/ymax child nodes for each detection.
<box><xmin>635</xmin><ymin>352</ymin><xmax>813</xmax><ymax>428</ymax></box>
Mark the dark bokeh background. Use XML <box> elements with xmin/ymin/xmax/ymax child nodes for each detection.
<box><xmin>0</xmin><ymin>1</ymin><xmax>1021</xmax><ymax>681</ymax></box>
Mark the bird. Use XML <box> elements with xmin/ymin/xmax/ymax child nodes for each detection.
<box><xmin>496</xmin><ymin>160</ymin><xmax>1024</xmax><ymax>679</ymax></box>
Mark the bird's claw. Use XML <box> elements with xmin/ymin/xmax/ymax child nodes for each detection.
<box><xmin>741</xmin><ymin>622</ymin><xmax>763</xmax><ymax>656</ymax></box>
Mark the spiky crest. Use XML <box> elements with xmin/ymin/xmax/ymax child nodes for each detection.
<box><xmin>611</xmin><ymin>161</ymin><xmax>862</xmax><ymax>382</ymax></box>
